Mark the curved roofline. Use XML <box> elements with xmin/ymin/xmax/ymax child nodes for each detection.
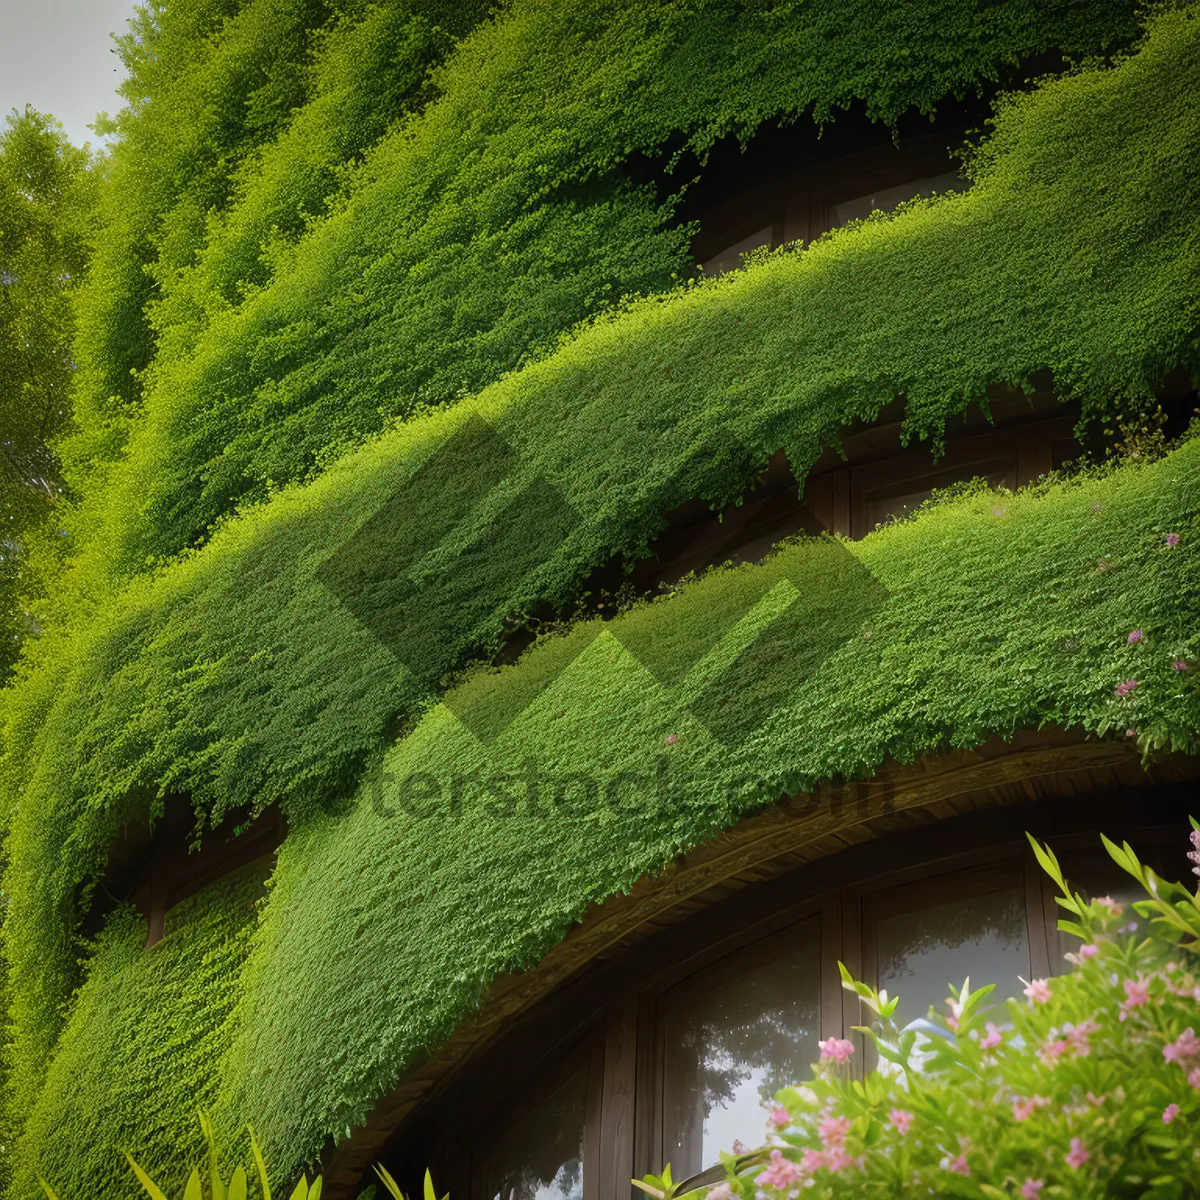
<box><xmin>320</xmin><ymin>724</ymin><xmax>1198</xmax><ymax>1195</ymax></box>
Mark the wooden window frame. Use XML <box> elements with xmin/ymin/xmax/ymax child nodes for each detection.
<box><xmin>419</xmin><ymin>812</ymin><xmax>1187</xmax><ymax>1200</ymax></box>
<box><xmin>694</xmin><ymin>129</ymin><xmax>970</xmax><ymax>272</ymax></box>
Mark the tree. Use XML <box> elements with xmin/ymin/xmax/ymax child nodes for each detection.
<box><xmin>0</xmin><ymin>107</ymin><xmax>94</xmax><ymax>679</ymax></box>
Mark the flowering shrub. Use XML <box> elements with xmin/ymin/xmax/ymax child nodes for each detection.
<box><xmin>639</xmin><ymin>821</ymin><xmax>1200</xmax><ymax>1199</ymax></box>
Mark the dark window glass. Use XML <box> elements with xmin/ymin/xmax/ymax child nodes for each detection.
<box><xmin>875</xmin><ymin>886</ymin><xmax>1030</xmax><ymax>1025</ymax></box>
<box><xmin>661</xmin><ymin>925</ymin><xmax>821</xmax><ymax>1177</ymax></box>
<box><xmin>867</xmin><ymin>882</ymin><xmax>1030</xmax><ymax>1070</ymax></box>
<box><xmin>480</xmin><ymin>1064</ymin><xmax>587</xmax><ymax>1200</ymax></box>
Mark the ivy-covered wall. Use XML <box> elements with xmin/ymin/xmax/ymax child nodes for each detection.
<box><xmin>4</xmin><ymin>0</ymin><xmax>1200</xmax><ymax>1196</ymax></box>
<box><xmin>219</xmin><ymin>432</ymin><xmax>1200</xmax><ymax>1171</ymax></box>
<box><xmin>63</xmin><ymin>0</ymin><xmax>1139</xmax><ymax>576</ymax></box>
<box><xmin>10</xmin><ymin>867</ymin><xmax>265</xmax><ymax>1200</ymax></box>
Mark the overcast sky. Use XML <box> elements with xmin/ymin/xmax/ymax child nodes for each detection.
<box><xmin>2</xmin><ymin>0</ymin><xmax>139</xmax><ymax>147</ymax></box>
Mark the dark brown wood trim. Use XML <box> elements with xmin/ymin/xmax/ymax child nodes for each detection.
<box><xmin>598</xmin><ymin>996</ymin><xmax>639</xmax><ymax>1200</ymax></box>
<box><xmin>322</xmin><ymin>729</ymin><xmax>1198</xmax><ymax>1196</ymax></box>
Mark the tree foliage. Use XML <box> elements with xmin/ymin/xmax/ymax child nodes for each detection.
<box><xmin>0</xmin><ymin>108</ymin><xmax>93</xmax><ymax>678</ymax></box>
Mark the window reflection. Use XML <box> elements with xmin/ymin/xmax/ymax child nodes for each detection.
<box><xmin>873</xmin><ymin>885</ymin><xmax>1029</xmax><ymax>1067</ymax></box>
<box><xmin>661</xmin><ymin>927</ymin><xmax>821</xmax><ymax>1178</ymax></box>
<box><xmin>481</xmin><ymin>1065</ymin><xmax>587</xmax><ymax>1200</ymax></box>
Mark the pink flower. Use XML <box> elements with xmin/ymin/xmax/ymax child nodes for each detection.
<box><xmin>1013</xmin><ymin>1096</ymin><xmax>1049</xmax><ymax>1122</ymax></box>
<box><xmin>1174</xmin><ymin>659</ymin><xmax>1190</xmax><ymax>672</ymax></box>
<box><xmin>823</xmin><ymin>1148</ymin><xmax>854</xmax><ymax>1174</ymax></box>
<box><xmin>705</xmin><ymin>1186</ymin><xmax>734</xmax><ymax>1200</ymax></box>
<box><xmin>1166</xmin><ymin>532</ymin><xmax>1180</xmax><ymax>547</ymax></box>
<box><xmin>980</xmin><ymin>1022</ymin><xmax>1003</xmax><ymax>1051</ymax></box>
<box><xmin>799</xmin><ymin>1149</ymin><xmax>827</xmax><ymax>1173</ymax></box>
<box><xmin>1094</xmin><ymin>895</ymin><xmax>1123</xmax><ymax>915</ymax></box>
<box><xmin>1085</xmin><ymin>1091</ymin><xmax>1107</xmax><ymax>1108</ymax></box>
<box><xmin>1040</xmin><ymin>1037</ymin><xmax>1069</xmax><ymax>1067</ymax></box>
<box><xmin>1065</xmin><ymin>1138</ymin><xmax>1090</xmax><ymax>1170</ymax></box>
<box><xmin>818</xmin><ymin>1116</ymin><xmax>851</xmax><ymax>1149</ymax></box>
<box><xmin>766</xmin><ymin>1104</ymin><xmax>791</xmax><ymax>1129</ymax></box>
<box><xmin>1079</xmin><ymin>943</ymin><xmax>1100</xmax><ymax>961</ymax></box>
<box><xmin>888</xmin><ymin>1109</ymin><xmax>914</xmax><ymax>1136</ymax></box>
<box><xmin>1120</xmin><ymin>977</ymin><xmax>1150</xmax><ymax>1018</ymax></box>
<box><xmin>941</xmin><ymin>1155</ymin><xmax>970</xmax><ymax>1177</ymax></box>
<box><xmin>1021</xmin><ymin>1181</ymin><xmax>1044</xmax><ymax>1200</ymax></box>
<box><xmin>1114</xmin><ymin>678</ymin><xmax>1140</xmax><ymax>698</ymax></box>
<box><xmin>731</xmin><ymin>1141</ymin><xmax>748</xmax><ymax>1156</ymax></box>
<box><xmin>818</xmin><ymin>1037</ymin><xmax>854</xmax><ymax>1064</ymax></box>
<box><xmin>1190</xmin><ymin>1066</ymin><xmax>1200</xmax><ymax>1090</ymax></box>
<box><xmin>758</xmin><ymin>1150</ymin><xmax>800</xmax><ymax>1189</ymax></box>
<box><xmin>664</xmin><ymin>732</ymin><xmax>679</xmax><ymax>746</ymax></box>
<box><xmin>1163</xmin><ymin>1103</ymin><xmax>1180</xmax><ymax>1124</ymax></box>
<box><xmin>1024</xmin><ymin>978</ymin><xmax>1052</xmax><ymax>1004</ymax></box>
<box><xmin>1128</xmin><ymin>629</ymin><xmax>1145</xmax><ymax>644</ymax></box>
<box><xmin>1166</xmin><ymin>1028</ymin><xmax>1200</xmax><ymax>1063</ymax></box>
<box><xmin>1067</xmin><ymin>1019</ymin><xmax>1098</xmax><ymax>1057</ymax></box>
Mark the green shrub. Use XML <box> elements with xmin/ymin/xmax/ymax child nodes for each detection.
<box><xmin>39</xmin><ymin>1113</ymin><xmax>315</xmax><ymax>1200</ymax></box>
<box><xmin>642</xmin><ymin>823</ymin><xmax>1200</xmax><ymax>1199</ymax></box>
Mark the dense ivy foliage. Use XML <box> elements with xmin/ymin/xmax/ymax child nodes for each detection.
<box><xmin>11</xmin><ymin>866</ymin><xmax>264</xmax><ymax>1200</ymax></box>
<box><xmin>0</xmin><ymin>110</ymin><xmax>93</xmax><ymax>678</ymax></box>
<box><xmin>3</xmin><ymin>1</ymin><xmax>1199</xmax><ymax>1196</ymax></box>
<box><xmin>60</xmin><ymin>0</ymin><xmax>1140</xmax><ymax>575</ymax></box>
<box><xmin>62</xmin><ymin>0</ymin><xmax>495</xmax><ymax>560</ymax></box>
<box><xmin>215</xmin><ymin>433</ymin><xmax>1200</xmax><ymax>1168</ymax></box>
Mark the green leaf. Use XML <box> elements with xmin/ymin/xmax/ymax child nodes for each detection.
<box><xmin>249</xmin><ymin>1128</ymin><xmax>271</xmax><ymax>1200</ymax></box>
<box><xmin>230</xmin><ymin>1167</ymin><xmax>248</xmax><ymax>1200</ymax></box>
<box><xmin>184</xmin><ymin>1168</ymin><xmax>203</xmax><ymax>1200</ymax></box>
<box><xmin>38</xmin><ymin>1178</ymin><xmax>62</xmax><ymax>1200</ymax></box>
<box><xmin>374</xmin><ymin>1165</ymin><xmax>406</xmax><ymax>1200</ymax></box>
<box><xmin>199</xmin><ymin>1113</ymin><xmax>225</xmax><ymax>1200</ymax></box>
<box><xmin>632</xmin><ymin>1179</ymin><xmax>665</xmax><ymax>1200</ymax></box>
<box><xmin>126</xmin><ymin>1154</ymin><xmax>170</xmax><ymax>1200</ymax></box>
<box><xmin>286</xmin><ymin>1177</ymin><xmax>308</xmax><ymax>1200</ymax></box>
<box><xmin>1102</xmin><ymin>833</ymin><xmax>1142</xmax><ymax>881</ymax></box>
<box><xmin>1027</xmin><ymin>834</ymin><xmax>1066</xmax><ymax>890</ymax></box>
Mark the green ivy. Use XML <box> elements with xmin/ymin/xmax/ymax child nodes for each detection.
<box><xmin>4</xmin><ymin>2</ymin><xmax>1200</xmax><ymax>1196</ymax></box>
<box><xmin>62</xmin><ymin>0</ymin><xmax>1139</xmax><ymax>572</ymax></box>
<box><xmin>11</xmin><ymin>867</ymin><xmax>265</xmax><ymax>1200</ymax></box>
<box><xmin>216</xmin><ymin>433</ymin><xmax>1200</xmax><ymax>1170</ymax></box>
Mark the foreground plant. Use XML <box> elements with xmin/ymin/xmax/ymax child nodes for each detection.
<box><xmin>37</xmin><ymin>1113</ymin><xmax>443</xmax><ymax>1200</ymax></box>
<box><xmin>638</xmin><ymin>821</ymin><xmax>1200</xmax><ymax>1199</ymax></box>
